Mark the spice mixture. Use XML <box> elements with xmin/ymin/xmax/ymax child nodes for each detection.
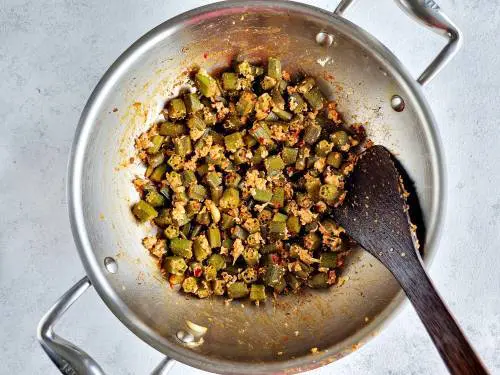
<box><xmin>131</xmin><ymin>58</ymin><xmax>365</xmax><ymax>302</ymax></box>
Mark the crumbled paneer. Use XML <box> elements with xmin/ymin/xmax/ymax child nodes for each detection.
<box><xmin>298</xmin><ymin>208</ymin><xmax>317</xmax><ymax>225</ymax></box>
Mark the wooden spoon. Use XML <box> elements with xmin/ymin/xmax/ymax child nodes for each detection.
<box><xmin>331</xmin><ymin>145</ymin><xmax>488</xmax><ymax>375</ymax></box>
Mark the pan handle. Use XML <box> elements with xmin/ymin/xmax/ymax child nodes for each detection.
<box><xmin>334</xmin><ymin>0</ymin><xmax>463</xmax><ymax>86</ymax></box>
<box><xmin>37</xmin><ymin>276</ymin><xmax>174</xmax><ymax>375</ymax></box>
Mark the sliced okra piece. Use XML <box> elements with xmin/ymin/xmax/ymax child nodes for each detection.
<box><xmin>222</xmin><ymin>72</ymin><xmax>239</xmax><ymax>91</ymax></box>
<box><xmin>320</xmin><ymin>252</ymin><xmax>338</xmax><ymax>269</ymax></box>
<box><xmin>165</xmin><ymin>256</ymin><xmax>188</xmax><ymax>275</ymax></box>
<box><xmin>148</xmin><ymin>152</ymin><xmax>165</xmax><ymax>169</ymax></box>
<box><xmin>271</xmin><ymin>188</ymin><xmax>285</xmax><ymax>208</ymax></box>
<box><xmin>195</xmin><ymin>69</ymin><xmax>218</xmax><ymax>97</ymax></box>
<box><xmin>227</xmin><ymin>282</ymin><xmax>249</xmax><ymax>299</ymax></box>
<box><xmin>167</xmin><ymin>155</ymin><xmax>183</xmax><ymax>171</ymax></box>
<box><xmin>293</xmin><ymin>261</ymin><xmax>312</xmax><ymax>279</ymax></box>
<box><xmin>302</xmin><ymin>86</ymin><xmax>325</xmax><ymax>111</ymax></box>
<box><xmin>212</xmin><ymin>279</ymin><xmax>226</xmax><ymax>295</ymax></box>
<box><xmin>170</xmin><ymin>238</ymin><xmax>193</xmax><ymax>259</ymax></box>
<box><xmin>264</xmin><ymin>264</ymin><xmax>285</xmax><ymax>288</ymax></box>
<box><xmin>219</xmin><ymin>188</ymin><xmax>240</xmax><ymax>210</ymax></box>
<box><xmin>182</xmin><ymin>276</ymin><xmax>198</xmax><ymax>293</ymax></box>
<box><xmin>193</xmin><ymin>235</ymin><xmax>211</xmax><ymax>262</ymax></box>
<box><xmin>303</xmin><ymin>124</ymin><xmax>321</xmax><ymax>145</ymax></box>
<box><xmin>286</xmin><ymin>216</ymin><xmax>301</xmax><ymax>235</ymax></box>
<box><xmin>132</xmin><ymin>200</ymin><xmax>158</xmax><ymax>222</ymax></box>
<box><xmin>267</xmin><ymin>57</ymin><xmax>281</xmax><ymax>80</ymax></box>
<box><xmin>208</xmin><ymin>254</ymin><xmax>226</xmax><ymax>271</ymax></box>
<box><xmin>221</xmin><ymin>213</ymin><xmax>236</xmax><ymax>230</ymax></box>
<box><xmin>164</xmin><ymin>225</ymin><xmax>180</xmax><ymax>240</ymax></box>
<box><xmin>195</xmin><ymin>211</ymin><xmax>210</xmax><ymax>226</ymax></box>
<box><xmin>235</xmin><ymin>61</ymin><xmax>253</xmax><ymax>76</ymax></box>
<box><xmin>224</xmin><ymin>132</ymin><xmax>244</xmax><ymax>152</ymax></box>
<box><xmin>282</xmin><ymin>147</ymin><xmax>298</xmax><ymax>165</ymax></box>
<box><xmin>243</xmin><ymin>248</ymin><xmax>260</xmax><ymax>266</ymax></box>
<box><xmin>331</xmin><ymin>130</ymin><xmax>349</xmax><ymax>148</ymax></box>
<box><xmin>236</xmin><ymin>90</ymin><xmax>257</xmax><ymax>116</ymax></box>
<box><xmin>147</xmin><ymin>135</ymin><xmax>165</xmax><ymax>154</ymax></box>
<box><xmin>174</xmin><ymin>135</ymin><xmax>192</xmax><ymax>157</ymax></box>
<box><xmin>204</xmin><ymin>264</ymin><xmax>217</xmax><ymax>281</ymax></box>
<box><xmin>272</xmin><ymin>107</ymin><xmax>293</xmax><ymax>121</ymax></box>
<box><xmin>250</xmin><ymin>284</ymin><xmax>266</xmax><ymax>301</ymax></box>
<box><xmin>252</xmin><ymin>189</ymin><xmax>273</xmax><ymax>203</ymax></box>
<box><xmin>269</xmin><ymin>221</ymin><xmax>287</xmax><ymax>239</ymax></box>
<box><xmin>145</xmin><ymin>190</ymin><xmax>165</xmax><ymax>207</ymax></box>
<box><xmin>271</xmin><ymin>86</ymin><xmax>285</xmax><ymax>110</ymax></box>
<box><xmin>264</xmin><ymin>155</ymin><xmax>285</xmax><ymax>176</ymax></box>
<box><xmin>187</xmin><ymin>115</ymin><xmax>207</xmax><ymax>141</ymax></box>
<box><xmin>326</xmin><ymin>151</ymin><xmax>343</xmax><ymax>168</ymax></box>
<box><xmin>250</xmin><ymin>121</ymin><xmax>273</xmax><ymax>145</ymax></box>
<box><xmin>296</xmin><ymin>77</ymin><xmax>316</xmax><ymax>94</ymax></box>
<box><xmin>167</xmin><ymin>98</ymin><xmax>187</xmax><ymax>120</ymax></box>
<box><xmin>315</xmin><ymin>140</ymin><xmax>333</xmax><ymax>157</ymax></box>
<box><xmin>319</xmin><ymin>184</ymin><xmax>339</xmax><ymax>204</ymax></box>
<box><xmin>224</xmin><ymin>115</ymin><xmax>244</xmax><ymax>131</ymax></box>
<box><xmin>243</xmin><ymin>134</ymin><xmax>257</xmax><ymax>147</ymax></box>
<box><xmin>230</xmin><ymin>225</ymin><xmax>248</xmax><ymax>241</ymax></box>
<box><xmin>304</xmin><ymin>232</ymin><xmax>321</xmax><ymax>251</ymax></box>
<box><xmin>272</xmin><ymin>212</ymin><xmax>287</xmax><ymax>222</ymax></box>
<box><xmin>182</xmin><ymin>170</ymin><xmax>197</xmax><ymax>187</ymax></box>
<box><xmin>261</xmin><ymin>76</ymin><xmax>277</xmax><ymax>90</ymax></box>
<box><xmin>288</xmin><ymin>93</ymin><xmax>307</xmax><ymax>113</ymax></box>
<box><xmin>308</xmin><ymin>272</ymin><xmax>329</xmax><ymax>288</ymax></box>
<box><xmin>159</xmin><ymin>122</ymin><xmax>187</xmax><ymax>137</ymax></box>
<box><xmin>207</xmin><ymin>225</ymin><xmax>222</xmax><ymax>248</ymax></box>
<box><xmin>210</xmin><ymin>186</ymin><xmax>223</xmax><ymax>204</ymax></box>
<box><xmin>225</xmin><ymin>172</ymin><xmax>242</xmax><ymax>187</ymax></box>
<box><xmin>188</xmin><ymin>184</ymin><xmax>207</xmax><ymax>201</ymax></box>
<box><xmin>286</xmin><ymin>274</ymin><xmax>301</xmax><ymax>291</ymax></box>
<box><xmin>184</xmin><ymin>92</ymin><xmax>204</xmax><ymax>114</ymax></box>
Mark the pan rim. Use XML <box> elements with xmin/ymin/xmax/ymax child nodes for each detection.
<box><xmin>68</xmin><ymin>1</ymin><xmax>445</xmax><ymax>373</ymax></box>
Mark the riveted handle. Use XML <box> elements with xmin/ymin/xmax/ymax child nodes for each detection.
<box><xmin>334</xmin><ymin>0</ymin><xmax>463</xmax><ymax>86</ymax></box>
<box><xmin>37</xmin><ymin>276</ymin><xmax>174</xmax><ymax>375</ymax></box>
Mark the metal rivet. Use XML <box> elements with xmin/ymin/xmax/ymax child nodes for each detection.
<box><xmin>104</xmin><ymin>257</ymin><xmax>118</xmax><ymax>273</ymax></box>
<box><xmin>176</xmin><ymin>331</ymin><xmax>195</xmax><ymax>344</ymax></box>
<box><xmin>315</xmin><ymin>32</ymin><xmax>333</xmax><ymax>47</ymax></box>
<box><xmin>391</xmin><ymin>95</ymin><xmax>405</xmax><ymax>112</ymax></box>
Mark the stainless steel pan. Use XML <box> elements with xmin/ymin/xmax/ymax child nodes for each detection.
<box><xmin>38</xmin><ymin>1</ymin><xmax>461</xmax><ymax>374</ymax></box>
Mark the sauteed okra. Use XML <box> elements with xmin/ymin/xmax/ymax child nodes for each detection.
<box><xmin>131</xmin><ymin>58</ymin><xmax>365</xmax><ymax>302</ymax></box>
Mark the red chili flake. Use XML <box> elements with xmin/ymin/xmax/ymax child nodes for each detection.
<box><xmin>297</xmin><ymin>140</ymin><xmax>305</xmax><ymax>147</ymax></box>
<box><xmin>328</xmin><ymin>270</ymin><xmax>337</xmax><ymax>284</ymax></box>
<box><xmin>271</xmin><ymin>254</ymin><xmax>280</xmax><ymax>264</ymax></box>
<box><xmin>203</xmin><ymin>52</ymin><xmax>209</xmax><ymax>59</ymax></box>
<box><xmin>193</xmin><ymin>267</ymin><xmax>203</xmax><ymax>277</ymax></box>
<box><xmin>168</xmin><ymin>275</ymin><xmax>176</xmax><ymax>288</ymax></box>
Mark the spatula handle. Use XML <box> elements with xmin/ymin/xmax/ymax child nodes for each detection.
<box><xmin>391</xmin><ymin>258</ymin><xmax>488</xmax><ymax>374</ymax></box>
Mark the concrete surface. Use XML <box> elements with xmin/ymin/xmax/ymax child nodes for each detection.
<box><xmin>1</xmin><ymin>0</ymin><xmax>499</xmax><ymax>374</ymax></box>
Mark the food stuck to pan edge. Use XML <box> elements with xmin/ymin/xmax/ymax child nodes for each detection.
<box><xmin>131</xmin><ymin>58</ymin><xmax>369</xmax><ymax>303</ymax></box>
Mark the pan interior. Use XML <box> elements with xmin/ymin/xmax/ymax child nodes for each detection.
<box><xmin>73</xmin><ymin>2</ymin><xmax>439</xmax><ymax>371</ymax></box>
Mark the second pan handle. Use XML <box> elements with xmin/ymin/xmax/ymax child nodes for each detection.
<box><xmin>37</xmin><ymin>276</ymin><xmax>174</xmax><ymax>375</ymax></box>
<box><xmin>334</xmin><ymin>0</ymin><xmax>463</xmax><ymax>86</ymax></box>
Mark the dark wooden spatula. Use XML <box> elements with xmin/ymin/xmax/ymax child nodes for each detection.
<box><xmin>331</xmin><ymin>145</ymin><xmax>488</xmax><ymax>375</ymax></box>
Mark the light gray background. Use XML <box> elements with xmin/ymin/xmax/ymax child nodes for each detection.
<box><xmin>1</xmin><ymin>0</ymin><xmax>499</xmax><ymax>374</ymax></box>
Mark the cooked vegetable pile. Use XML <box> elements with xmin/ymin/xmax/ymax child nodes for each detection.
<box><xmin>131</xmin><ymin>58</ymin><xmax>365</xmax><ymax>302</ymax></box>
